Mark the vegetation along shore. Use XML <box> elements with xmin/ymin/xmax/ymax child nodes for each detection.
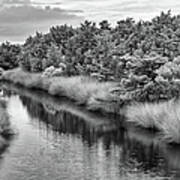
<box><xmin>2</xmin><ymin>11</ymin><xmax>180</xmax><ymax>144</ymax></box>
<box><xmin>0</xmin><ymin>99</ymin><xmax>13</xmax><ymax>149</ymax></box>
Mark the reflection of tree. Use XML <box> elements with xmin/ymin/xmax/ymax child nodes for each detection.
<box><xmin>19</xmin><ymin>94</ymin><xmax>175</xmax><ymax>178</ymax></box>
<box><xmin>2</xmin><ymin>82</ymin><xmax>179</xmax><ymax>178</ymax></box>
<box><xmin>122</xmin><ymin>136</ymin><xmax>167</xmax><ymax>175</ymax></box>
<box><xmin>20</xmin><ymin>96</ymin><xmax>106</xmax><ymax>147</ymax></box>
<box><xmin>19</xmin><ymin>94</ymin><xmax>126</xmax><ymax>149</ymax></box>
<box><xmin>124</xmin><ymin>129</ymin><xmax>180</xmax><ymax>178</ymax></box>
<box><xmin>0</xmin><ymin>84</ymin><xmax>15</xmax><ymax>98</ymax></box>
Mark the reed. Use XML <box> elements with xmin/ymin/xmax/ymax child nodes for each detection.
<box><xmin>49</xmin><ymin>76</ymin><xmax>100</xmax><ymax>104</ymax></box>
<box><xmin>126</xmin><ymin>99</ymin><xmax>180</xmax><ymax>144</ymax></box>
<box><xmin>0</xmin><ymin>101</ymin><xmax>12</xmax><ymax>136</ymax></box>
<box><xmin>2</xmin><ymin>68</ymin><xmax>42</xmax><ymax>89</ymax></box>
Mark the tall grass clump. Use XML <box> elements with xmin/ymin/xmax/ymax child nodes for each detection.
<box><xmin>87</xmin><ymin>86</ymin><xmax>122</xmax><ymax>113</ymax></box>
<box><xmin>48</xmin><ymin>76</ymin><xmax>116</xmax><ymax>105</ymax></box>
<box><xmin>0</xmin><ymin>100</ymin><xmax>12</xmax><ymax>136</ymax></box>
<box><xmin>126</xmin><ymin>99</ymin><xmax>180</xmax><ymax>144</ymax></box>
<box><xmin>2</xmin><ymin>68</ymin><xmax>54</xmax><ymax>91</ymax></box>
<box><xmin>2</xmin><ymin>68</ymin><xmax>42</xmax><ymax>89</ymax></box>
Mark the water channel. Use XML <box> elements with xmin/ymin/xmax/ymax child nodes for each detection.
<box><xmin>0</xmin><ymin>83</ymin><xmax>179</xmax><ymax>180</ymax></box>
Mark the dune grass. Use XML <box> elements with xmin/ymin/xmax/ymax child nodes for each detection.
<box><xmin>1</xmin><ymin>68</ymin><xmax>120</xmax><ymax>113</ymax></box>
<box><xmin>126</xmin><ymin>99</ymin><xmax>180</xmax><ymax>144</ymax></box>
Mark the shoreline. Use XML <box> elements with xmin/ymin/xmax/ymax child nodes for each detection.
<box><xmin>1</xmin><ymin>82</ymin><xmax>123</xmax><ymax>130</ymax></box>
<box><xmin>1</xmin><ymin>68</ymin><xmax>124</xmax><ymax>115</ymax></box>
<box><xmin>2</xmin><ymin>68</ymin><xmax>180</xmax><ymax>145</ymax></box>
<box><xmin>0</xmin><ymin>99</ymin><xmax>14</xmax><ymax>151</ymax></box>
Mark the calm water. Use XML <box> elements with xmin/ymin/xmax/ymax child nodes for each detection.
<box><xmin>0</xmin><ymin>84</ymin><xmax>179</xmax><ymax>180</ymax></box>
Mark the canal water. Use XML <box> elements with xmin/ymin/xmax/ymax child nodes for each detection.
<box><xmin>0</xmin><ymin>83</ymin><xmax>179</xmax><ymax>180</ymax></box>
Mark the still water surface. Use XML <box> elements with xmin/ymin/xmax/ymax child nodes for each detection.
<box><xmin>0</xmin><ymin>84</ymin><xmax>179</xmax><ymax>180</ymax></box>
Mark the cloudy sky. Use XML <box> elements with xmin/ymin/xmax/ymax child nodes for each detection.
<box><xmin>0</xmin><ymin>0</ymin><xmax>180</xmax><ymax>43</ymax></box>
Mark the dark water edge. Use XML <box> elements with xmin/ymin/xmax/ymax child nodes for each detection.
<box><xmin>0</xmin><ymin>83</ymin><xmax>180</xmax><ymax>179</ymax></box>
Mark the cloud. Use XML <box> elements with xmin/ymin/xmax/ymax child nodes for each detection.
<box><xmin>0</xmin><ymin>0</ymin><xmax>62</xmax><ymax>6</ymax></box>
<box><xmin>0</xmin><ymin>0</ymin><xmax>31</xmax><ymax>6</ymax></box>
<box><xmin>60</xmin><ymin>0</ymin><xmax>180</xmax><ymax>22</ymax></box>
<box><xmin>0</xmin><ymin>3</ymin><xmax>83</xmax><ymax>43</ymax></box>
<box><xmin>1</xmin><ymin>0</ymin><xmax>180</xmax><ymax>43</ymax></box>
<box><xmin>0</xmin><ymin>5</ymin><xmax>82</xmax><ymax>23</ymax></box>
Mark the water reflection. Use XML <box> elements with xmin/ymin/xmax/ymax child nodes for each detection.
<box><xmin>18</xmin><ymin>93</ymin><xmax>179</xmax><ymax>178</ymax></box>
<box><xmin>0</xmin><ymin>83</ymin><xmax>180</xmax><ymax>179</ymax></box>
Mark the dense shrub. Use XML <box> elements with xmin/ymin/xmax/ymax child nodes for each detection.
<box><xmin>116</xmin><ymin>54</ymin><xmax>169</xmax><ymax>101</ymax></box>
<box><xmin>18</xmin><ymin>12</ymin><xmax>180</xmax><ymax>74</ymax></box>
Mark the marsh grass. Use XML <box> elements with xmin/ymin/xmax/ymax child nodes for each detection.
<box><xmin>2</xmin><ymin>68</ymin><xmax>42</xmax><ymax>89</ymax></box>
<box><xmin>127</xmin><ymin>99</ymin><xmax>180</xmax><ymax>144</ymax></box>
<box><xmin>4</xmin><ymin>69</ymin><xmax>180</xmax><ymax>144</ymax></box>
<box><xmin>3</xmin><ymin>83</ymin><xmax>119</xmax><ymax>129</ymax></box>
<box><xmin>48</xmin><ymin>76</ymin><xmax>101</xmax><ymax>104</ymax></box>
<box><xmin>87</xmin><ymin>88</ymin><xmax>122</xmax><ymax>113</ymax></box>
<box><xmin>0</xmin><ymin>101</ymin><xmax>11</xmax><ymax>136</ymax></box>
<box><xmin>1</xmin><ymin>68</ymin><xmax>120</xmax><ymax>113</ymax></box>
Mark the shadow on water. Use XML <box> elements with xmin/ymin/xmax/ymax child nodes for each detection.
<box><xmin>1</xmin><ymin>82</ymin><xmax>123</xmax><ymax>126</ymax></box>
<box><xmin>1</xmin><ymin>82</ymin><xmax>180</xmax><ymax>179</ymax></box>
<box><xmin>19</xmin><ymin>95</ymin><xmax>125</xmax><ymax>148</ymax></box>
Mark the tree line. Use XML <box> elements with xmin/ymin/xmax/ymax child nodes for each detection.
<box><xmin>2</xmin><ymin>11</ymin><xmax>180</xmax><ymax>101</ymax></box>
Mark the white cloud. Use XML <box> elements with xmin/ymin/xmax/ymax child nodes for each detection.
<box><xmin>1</xmin><ymin>0</ymin><xmax>180</xmax><ymax>43</ymax></box>
<box><xmin>59</xmin><ymin>0</ymin><xmax>180</xmax><ymax>22</ymax></box>
<box><xmin>0</xmin><ymin>1</ymin><xmax>83</xmax><ymax>43</ymax></box>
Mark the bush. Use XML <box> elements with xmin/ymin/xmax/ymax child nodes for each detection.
<box><xmin>0</xmin><ymin>42</ymin><xmax>21</xmax><ymax>70</ymax></box>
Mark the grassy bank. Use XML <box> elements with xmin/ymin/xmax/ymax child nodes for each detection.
<box><xmin>2</xmin><ymin>82</ymin><xmax>121</xmax><ymax>130</ymax></box>
<box><xmin>0</xmin><ymin>100</ymin><xmax>13</xmax><ymax>150</ymax></box>
<box><xmin>126</xmin><ymin>99</ymin><xmax>180</xmax><ymax>144</ymax></box>
<box><xmin>0</xmin><ymin>100</ymin><xmax>12</xmax><ymax>136</ymax></box>
<box><xmin>3</xmin><ymin>68</ymin><xmax>180</xmax><ymax>145</ymax></box>
<box><xmin>1</xmin><ymin>68</ymin><xmax>122</xmax><ymax>114</ymax></box>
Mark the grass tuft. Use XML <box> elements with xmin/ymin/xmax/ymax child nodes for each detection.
<box><xmin>126</xmin><ymin>99</ymin><xmax>180</xmax><ymax>144</ymax></box>
<box><xmin>48</xmin><ymin>76</ymin><xmax>101</xmax><ymax>104</ymax></box>
<box><xmin>2</xmin><ymin>68</ymin><xmax>42</xmax><ymax>89</ymax></box>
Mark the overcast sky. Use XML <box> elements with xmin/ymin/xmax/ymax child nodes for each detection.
<box><xmin>0</xmin><ymin>0</ymin><xmax>180</xmax><ymax>43</ymax></box>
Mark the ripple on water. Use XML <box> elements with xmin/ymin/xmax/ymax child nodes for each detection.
<box><xmin>0</xmin><ymin>86</ymin><xmax>178</xmax><ymax>180</ymax></box>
